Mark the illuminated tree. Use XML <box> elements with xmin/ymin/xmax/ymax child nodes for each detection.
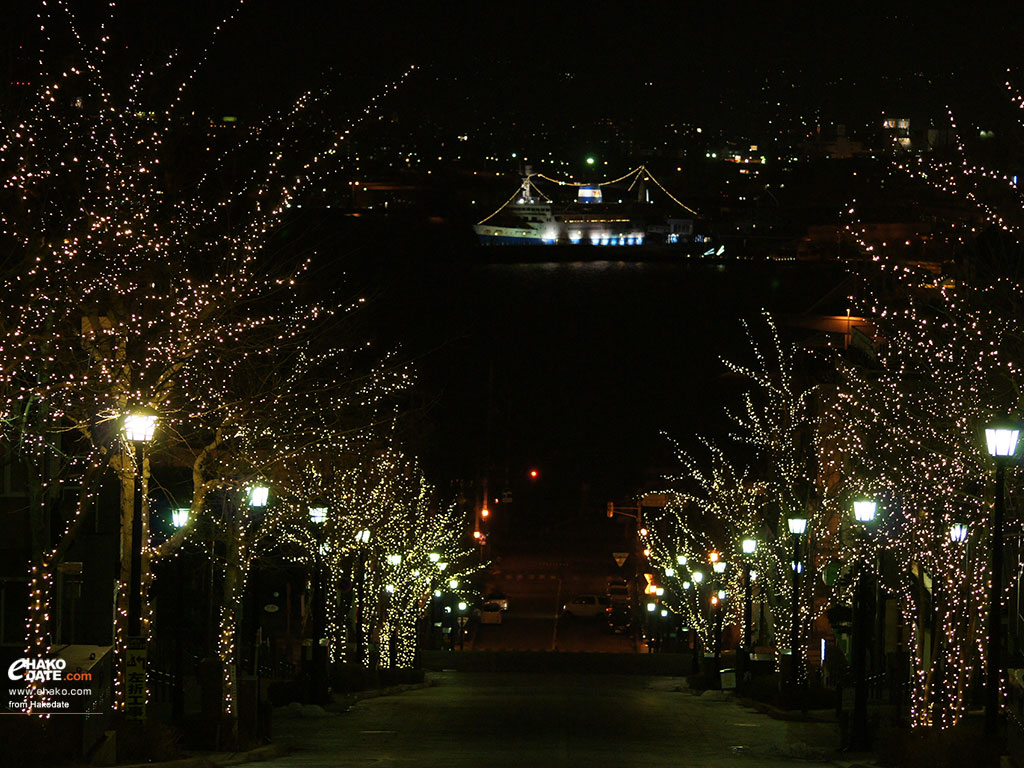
<box><xmin>653</xmin><ymin>314</ymin><xmax>851</xmax><ymax>676</ymax></box>
<box><xmin>0</xmin><ymin>2</ymin><xmax>415</xmax><ymax>717</ymax></box>
<box><xmin>267</xmin><ymin>446</ymin><xmax>479</xmax><ymax>678</ymax></box>
<box><xmin>835</xmin><ymin>82</ymin><xmax>1024</xmax><ymax>727</ymax></box>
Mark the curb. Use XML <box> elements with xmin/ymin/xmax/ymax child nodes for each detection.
<box><xmin>330</xmin><ymin>680</ymin><xmax>432</xmax><ymax>711</ymax></box>
<box><xmin>735</xmin><ymin>696</ymin><xmax>835</xmax><ymax>723</ymax></box>
<box><xmin>115</xmin><ymin>740</ymin><xmax>288</xmax><ymax>768</ymax></box>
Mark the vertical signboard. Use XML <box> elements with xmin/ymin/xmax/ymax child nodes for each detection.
<box><xmin>124</xmin><ymin>637</ymin><xmax>147</xmax><ymax>720</ymax></box>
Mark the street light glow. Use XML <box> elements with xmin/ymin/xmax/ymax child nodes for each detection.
<box><xmin>853</xmin><ymin>500</ymin><xmax>877</xmax><ymax>523</ymax></box>
<box><xmin>986</xmin><ymin>422</ymin><xmax>1021</xmax><ymax>458</ymax></box>
<box><xmin>308</xmin><ymin>507</ymin><xmax>327</xmax><ymax>524</ymax></box>
<box><xmin>741</xmin><ymin>538</ymin><xmax>757</xmax><ymax>554</ymax></box>
<box><xmin>788</xmin><ymin>516</ymin><xmax>808</xmax><ymax>535</ymax></box>
<box><xmin>172</xmin><ymin>508</ymin><xmax>189</xmax><ymax>528</ymax></box>
<box><xmin>123</xmin><ymin>411</ymin><xmax>158</xmax><ymax>442</ymax></box>
<box><xmin>248</xmin><ymin>485</ymin><xmax>269</xmax><ymax>507</ymax></box>
<box><xmin>949</xmin><ymin>522</ymin><xmax>969</xmax><ymax>543</ymax></box>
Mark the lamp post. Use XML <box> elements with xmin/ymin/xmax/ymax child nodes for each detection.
<box><xmin>850</xmin><ymin>499</ymin><xmax>877</xmax><ymax>751</ymax></box>
<box><xmin>711</xmin><ymin>558</ymin><xmax>727</xmax><ymax>684</ymax></box>
<box><xmin>741</xmin><ymin>538</ymin><xmax>757</xmax><ymax>652</ymax></box>
<box><xmin>788</xmin><ymin>514</ymin><xmax>808</xmax><ymax>690</ymax></box>
<box><xmin>308</xmin><ymin>506</ymin><xmax>328</xmax><ymax>703</ymax></box>
<box><xmin>121</xmin><ymin>409</ymin><xmax>157</xmax><ymax>720</ymax></box>
<box><xmin>984</xmin><ymin>419</ymin><xmax>1020</xmax><ymax>736</ymax></box>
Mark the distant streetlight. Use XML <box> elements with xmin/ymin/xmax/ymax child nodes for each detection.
<box><xmin>712</xmin><ymin>560</ymin><xmax>727</xmax><ymax>575</ymax></box>
<box><xmin>665</xmin><ymin>568</ymin><xmax>676</xmax><ymax>578</ymax></box>
<box><xmin>429</xmin><ymin>552</ymin><xmax>441</xmax><ymax>563</ymax></box>
<box><xmin>984</xmin><ymin>417</ymin><xmax>1021</xmax><ymax>735</ymax></box>
<box><xmin>677</xmin><ymin>555</ymin><xmax>688</xmax><ymax>566</ymax></box>
<box><xmin>692</xmin><ymin>570</ymin><xmax>705</xmax><ymax>584</ymax></box>
<box><xmin>171</xmin><ymin>508</ymin><xmax>190</xmax><ymax>529</ymax></box>
<box><xmin>387</xmin><ymin>554</ymin><xmax>402</xmax><ymax>566</ymax></box>
<box><xmin>788</xmin><ymin>514</ymin><xmax>808</xmax><ymax>689</ymax></box>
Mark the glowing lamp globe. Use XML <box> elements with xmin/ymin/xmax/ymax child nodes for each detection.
<box><xmin>949</xmin><ymin>523</ymin><xmax>969</xmax><ymax>543</ymax></box>
<box><xmin>308</xmin><ymin>507</ymin><xmax>327</xmax><ymax>524</ymax></box>
<box><xmin>248</xmin><ymin>485</ymin><xmax>269</xmax><ymax>507</ymax></box>
<box><xmin>712</xmin><ymin>561</ymin><xmax>727</xmax><ymax>574</ymax></box>
<box><xmin>742</xmin><ymin>538</ymin><xmax>758</xmax><ymax>554</ymax></box>
<box><xmin>788</xmin><ymin>516</ymin><xmax>808</xmax><ymax>535</ymax></box>
<box><xmin>986</xmin><ymin>419</ymin><xmax>1021</xmax><ymax>459</ymax></box>
<box><xmin>172</xmin><ymin>508</ymin><xmax>190</xmax><ymax>528</ymax></box>
<box><xmin>853</xmin><ymin>500</ymin><xmax>877</xmax><ymax>523</ymax></box>
<box><xmin>123</xmin><ymin>410</ymin><xmax>158</xmax><ymax>442</ymax></box>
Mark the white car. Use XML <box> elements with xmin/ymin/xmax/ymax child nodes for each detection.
<box><xmin>562</xmin><ymin>594</ymin><xmax>610</xmax><ymax>618</ymax></box>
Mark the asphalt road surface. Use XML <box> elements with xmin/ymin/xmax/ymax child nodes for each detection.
<box><xmin>244</xmin><ymin>671</ymin><xmax>850</xmax><ymax>768</ymax></box>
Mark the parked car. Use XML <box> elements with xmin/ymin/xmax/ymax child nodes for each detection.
<box><xmin>479</xmin><ymin>601</ymin><xmax>503</xmax><ymax>624</ymax></box>
<box><xmin>562</xmin><ymin>594</ymin><xmax>610</xmax><ymax>618</ymax></box>
<box><xmin>484</xmin><ymin>591</ymin><xmax>510</xmax><ymax>612</ymax></box>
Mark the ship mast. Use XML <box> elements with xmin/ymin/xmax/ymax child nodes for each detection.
<box><xmin>519</xmin><ymin>165</ymin><xmax>534</xmax><ymax>204</ymax></box>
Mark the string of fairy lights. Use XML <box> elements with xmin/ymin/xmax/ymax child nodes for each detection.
<box><xmin>0</xmin><ymin>2</ymin><xmax>430</xmax><ymax>719</ymax></box>
<box><xmin>476</xmin><ymin>165</ymin><xmax>699</xmax><ymax>225</ymax></box>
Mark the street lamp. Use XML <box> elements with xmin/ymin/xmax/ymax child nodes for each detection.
<box><xmin>984</xmin><ymin>417</ymin><xmax>1020</xmax><ymax>735</ymax></box>
<box><xmin>850</xmin><ymin>498</ymin><xmax>877</xmax><ymax>750</ymax></box>
<box><xmin>711</xmin><ymin>559</ymin><xmax>727</xmax><ymax>685</ymax></box>
<box><xmin>741</xmin><ymin>538</ymin><xmax>758</xmax><ymax>653</ymax></box>
<box><xmin>121</xmin><ymin>407</ymin><xmax>157</xmax><ymax>720</ymax></box>
<box><xmin>248</xmin><ymin>485</ymin><xmax>269</xmax><ymax>508</ymax></box>
<box><xmin>172</xmin><ymin>508</ymin><xmax>190</xmax><ymax>529</ymax></box>
<box><xmin>122</xmin><ymin>408</ymin><xmax>157</xmax><ymax>639</ymax></box>
<box><xmin>308</xmin><ymin>507</ymin><xmax>328</xmax><ymax>525</ymax></box>
<box><xmin>308</xmin><ymin>506</ymin><xmax>328</xmax><ymax>703</ymax></box>
<box><xmin>788</xmin><ymin>514</ymin><xmax>808</xmax><ymax>689</ymax></box>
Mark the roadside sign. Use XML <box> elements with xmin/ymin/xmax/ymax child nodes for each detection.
<box><xmin>640</xmin><ymin>493</ymin><xmax>668</xmax><ymax>508</ymax></box>
<box><xmin>612</xmin><ymin>552</ymin><xmax>629</xmax><ymax>567</ymax></box>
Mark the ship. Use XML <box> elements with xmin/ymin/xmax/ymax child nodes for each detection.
<box><xmin>473</xmin><ymin>165</ymin><xmax>714</xmax><ymax>251</ymax></box>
